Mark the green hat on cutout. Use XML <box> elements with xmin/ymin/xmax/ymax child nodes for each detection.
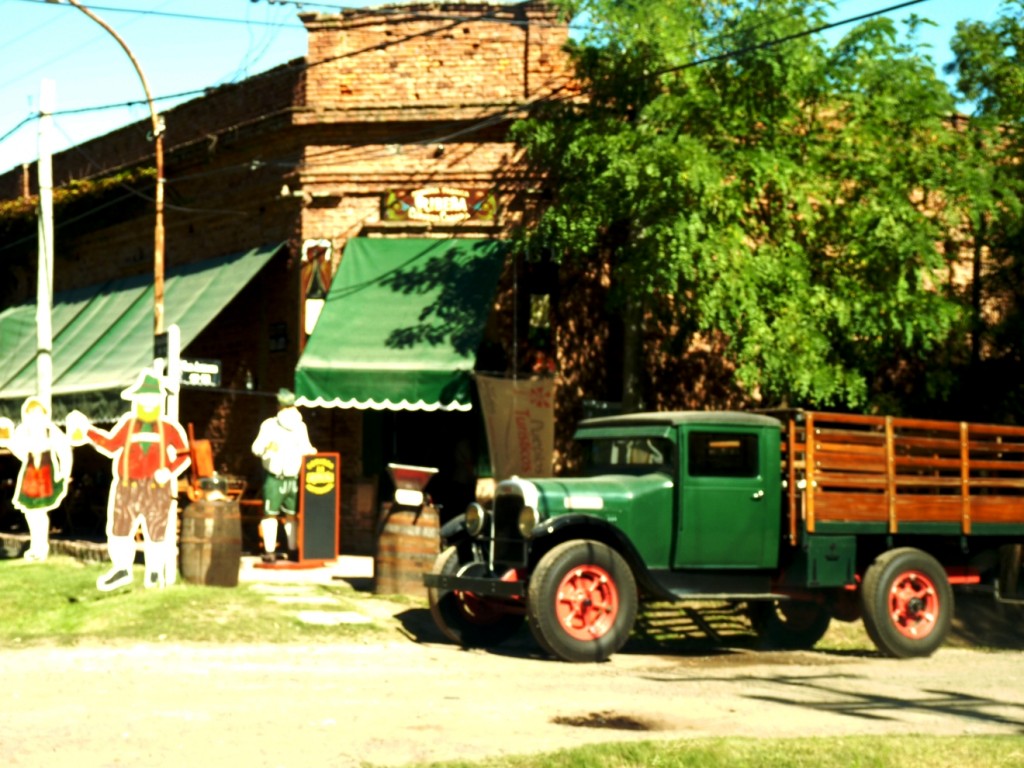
<box><xmin>121</xmin><ymin>369</ymin><xmax>168</xmax><ymax>400</ymax></box>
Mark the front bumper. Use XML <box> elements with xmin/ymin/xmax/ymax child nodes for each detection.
<box><xmin>423</xmin><ymin>572</ymin><xmax>527</xmax><ymax>599</ymax></box>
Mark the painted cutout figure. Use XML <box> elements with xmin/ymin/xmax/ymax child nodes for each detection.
<box><xmin>251</xmin><ymin>388</ymin><xmax>314</xmax><ymax>562</ymax></box>
<box><xmin>0</xmin><ymin>397</ymin><xmax>73</xmax><ymax>561</ymax></box>
<box><xmin>67</xmin><ymin>369</ymin><xmax>190</xmax><ymax>591</ymax></box>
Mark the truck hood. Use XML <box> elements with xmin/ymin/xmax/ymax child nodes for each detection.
<box><xmin>524</xmin><ymin>474</ymin><xmax>673</xmax><ymax>519</ymax></box>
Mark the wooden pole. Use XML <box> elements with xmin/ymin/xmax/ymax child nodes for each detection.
<box><xmin>59</xmin><ymin>0</ymin><xmax>165</xmax><ymax>334</ymax></box>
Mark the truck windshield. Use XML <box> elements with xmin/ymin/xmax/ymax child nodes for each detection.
<box><xmin>576</xmin><ymin>436</ymin><xmax>674</xmax><ymax>477</ymax></box>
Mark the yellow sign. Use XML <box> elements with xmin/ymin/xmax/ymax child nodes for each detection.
<box><xmin>304</xmin><ymin>456</ymin><xmax>336</xmax><ymax>495</ymax></box>
<box><xmin>383</xmin><ymin>187</ymin><xmax>497</xmax><ymax>223</ymax></box>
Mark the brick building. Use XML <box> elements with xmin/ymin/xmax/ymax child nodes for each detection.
<box><xmin>0</xmin><ymin>1</ymin><xmax>573</xmax><ymax>552</ymax></box>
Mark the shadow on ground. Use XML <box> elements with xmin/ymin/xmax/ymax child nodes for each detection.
<box><xmin>391</xmin><ymin>590</ymin><xmax>1024</xmax><ymax>661</ymax></box>
<box><xmin>949</xmin><ymin>589</ymin><xmax>1024</xmax><ymax>650</ymax></box>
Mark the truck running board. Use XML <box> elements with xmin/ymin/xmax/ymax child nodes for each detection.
<box><xmin>649</xmin><ymin>569</ymin><xmax>789</xmax><ymax>601</ymax></box>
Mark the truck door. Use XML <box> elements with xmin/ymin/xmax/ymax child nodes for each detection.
<box><xmin>674</xmin><ymin>426</ymin><xmax>781</xmax><ymax>569</ymax></box>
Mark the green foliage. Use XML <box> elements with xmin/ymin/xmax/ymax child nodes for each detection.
<box><xmin>949</xmin><ymin>1</ymin><xmax>1024</xmax><ymax>118</ymax></box>
<box><xmin>0</xmin><ymin>166</ymin><xmax>156</xmax><ymax>226</ymax></box>
<box><xmin>937</xmin><ymin>1</ymin><xmax>1024</xmax><ymax>422</ymax></box>
<box><xmin>514</xmin><ymin>0</ymin><xmax>986</xmax><ymax>411</ymax></box>
<box><xmin>0</xmin><ymin>166</ymin><xmax>156</xmax><ymax>268</ymax></box>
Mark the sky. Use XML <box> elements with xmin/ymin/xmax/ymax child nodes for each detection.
<box><xmin>0</xmin><ymin>0</ymin><xmax>1013</xmax><ymax>176</ymax></box>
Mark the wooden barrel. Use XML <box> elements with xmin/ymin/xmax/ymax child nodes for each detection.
<box><xmin>180</xmin><ymin>499</ymin><xmax>242</xmax><ymax>587</ymax></box>
<box><xmin>374</xmin><ymin>504</ymin><xmax>440</xmax><ymax>597</ymax></box>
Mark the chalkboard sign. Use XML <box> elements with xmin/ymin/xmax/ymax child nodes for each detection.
<box><xmin>298</xmin><ymin>452</ymin><xmax>341</xmax><ymax>563</ymax></box>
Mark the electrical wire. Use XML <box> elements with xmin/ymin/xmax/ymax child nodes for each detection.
<box><xmin>0</xmin><ymin>189</ymin><xmax>137</xmax><ymax>254</ymax></box>
<box><xmin>11</xmin><ymin>0</ymin><xmax>307</xmax><ymax>29</ymax></box>
<box><xmin>0</xmin><ymin>115</ymin><xmax>37</xmax><ymax>147</ymax></box>
<box><xmin>655</xmin><ymin>0</ymin><xmax>933</xmax><ymax>76</ymax></box>
<box><xmin>239</xmin><ymin>0</ymin><xmax>584</xmax><ymax>31</ymax></box>
<box><xmin>1</xmin><ymin>0</ymin><xmax>937</xmax><ymax>146</ymax></box>
<box><xmin>2</xmin><ymin>0</ymin><xmax>950</xmax><ymax>237</ymax></box>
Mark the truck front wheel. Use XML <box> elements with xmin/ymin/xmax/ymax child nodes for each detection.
<box><xmin>527</xmin><ymin>540</ymin><xmax>638</xmax><ymax>663</ymax></box>
<box><xmin>861</xmin><ymin>548</ymin><xmax>953</xmax><ymax>658</ymax></box>
<box><xmin>427</xmin><ymin>546</ymin><xmax>524</xmax><ymax>647</ymax></box>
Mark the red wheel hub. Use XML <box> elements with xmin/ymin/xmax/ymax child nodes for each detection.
<box><xmin>887</xmin><ymin>569</ymin><xmax>940</xmax><ymax>639</ymax></box>
<box><xmin>554</xmin><ymin>564</ymin><xmax>619</xmax><ymax>641</ymax></box>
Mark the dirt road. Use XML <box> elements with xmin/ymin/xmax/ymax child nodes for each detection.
<box><xmin>4</xmin><ymin>621</ymin><xmax>1024</xmax><ymax>768</ymax></box>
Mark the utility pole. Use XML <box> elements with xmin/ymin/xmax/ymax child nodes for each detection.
<box><xmin>47</xmin><ymin>0</ymin><xmax>166</xmax><ymax>335</ymax></box>
<box><xmin>36</xmin><ymin>79</ymin><xmax>55</xmax><ymax>413</ymax></box>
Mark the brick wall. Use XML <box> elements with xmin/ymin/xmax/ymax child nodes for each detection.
<box><xmin>300</xmin><ymin>1</ymin><xmax>570</xmax><ymax>115</ymax></box>
<box><xmin>291</xmin><ymin>1</ymin><xmax>572</xmax><ymax>282</ymax></box>
<box><xmin>0</xmin><ymin>62</ymin><xmax>304</xmax><ymax>200</ymax></box>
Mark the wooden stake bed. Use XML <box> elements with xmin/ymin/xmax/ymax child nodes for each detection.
<box><xmin>782</xmin><ymin>411</ymin><xmax>1024</xmax><ymax>539</ymax></box>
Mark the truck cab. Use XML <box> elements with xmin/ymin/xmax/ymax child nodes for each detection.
<box><xmin>560</xmin><ymin>412</ymin><xmax>784</xmax><ymax>569</ymax></box>
<box><xmin>425</xmin><ymin>411</ymin><xmax>802</xmax><ymax>661</ymax></box>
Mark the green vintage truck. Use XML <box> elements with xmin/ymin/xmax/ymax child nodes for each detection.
<box><xmin>423</xmin><ymin>410</ymin><xmax>1024</xmax><ymax>662</ymax></box>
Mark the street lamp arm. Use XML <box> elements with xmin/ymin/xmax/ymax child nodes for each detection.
<box><xmin>49</xmin><ymin>0</ymin><xmax>166</xmax><ymax>335</ymax></box>
<box><xmin>58</xmin><ymin>0</ymin><xmax>162</xmax><ymax>138</ymax></box>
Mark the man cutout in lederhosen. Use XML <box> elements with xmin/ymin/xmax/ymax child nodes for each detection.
<box><xmin>251</xmin><ymin>388</ymin><xmax>314</xmax><ymax>562</ymax></box>
<box><xmin>67</xmin><ymin>369</ymin><xmax>190</xmax><ymax>591</ymax></box>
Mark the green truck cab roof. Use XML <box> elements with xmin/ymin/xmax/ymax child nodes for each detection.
<box><xmin>576</xmin><ymin>410</ymin><xmax>783</xmax><ymax>433</ymax></box>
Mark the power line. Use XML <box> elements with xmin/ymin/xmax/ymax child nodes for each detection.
<box><xmin>247</xmin><ymin>0</ymin><xmax>586</xmax><ymax>30</ymax></box>
<box><xmin>12</xmin><ymin>0</ymin><xmax>307</xmax><ymax>29</ymax></box>
<box><xmin>656</xmin><ymin>0</ymin><xmax>933</xmax><ymax>76</ymax></box>
<box><xmin>0</xmin><ymin>115</ymin><xmax>37</xmax><ymax>147</ymax></box>
<box><xmin>1</xmin><ymin>0</ymin><xmax>938</xmax><ymax>140</ymax></box>
<box><xmin>2</xmin><ymin>0</ymin><xmax>950</xmax><ymax>196</ymax></box>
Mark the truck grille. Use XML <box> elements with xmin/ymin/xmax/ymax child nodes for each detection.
<box><xmin>491</xmin><ymin>492</ymin><xmax>527</xmax><ymax>569</ymax></box>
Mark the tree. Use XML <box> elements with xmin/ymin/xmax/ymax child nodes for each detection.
<box><xmin>941</xmin><ymin>1</ymin><xmax>1024</xmax><ymax>421</ymax></box>
<box><xmin>513</xmin><ymin>0</ymin><xmax>965</xmax><ymax>413</ymax></box>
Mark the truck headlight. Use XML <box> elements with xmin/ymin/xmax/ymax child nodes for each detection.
<box><xmin>464</xmin><ymin>502</ymin><xmax>487</xmax><ymax>537</ymax></box>
<box><xmin>518</xmin><ymin>506</ymin><xmax>539</xmax><ymax>538</ymax></box>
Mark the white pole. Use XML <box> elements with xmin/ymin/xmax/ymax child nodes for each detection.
<box><xmin>36</xmin><ymin>79</ymin><xmax>55</xmax><ymax>414</ymax></box>
<box><xmin>166</xmin><ymin>323</ymin><xmax>181</xmax><ymax>422</ymax></box>
<box><xmin>164</xmin><ymin>322</ymin><xmax>181</xmax><ymax>586</ymax></box>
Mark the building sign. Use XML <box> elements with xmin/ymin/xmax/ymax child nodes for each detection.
<box><xmin>304</xmin><ymin>455</ymin><xmax>337</xmax><ymax>495</ymax></box>
<box><xmin>383</xmin><ymin>187</ymin><xmax>497</xmax><ymax>224</ymax></box>
<box><xmin>179</xmin><ymin>358</ymin><xmax>222</xmax><ymax>388</ymax></box>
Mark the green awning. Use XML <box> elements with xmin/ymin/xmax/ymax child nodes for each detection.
<box><xmin>0</xmin><ymin>243</ymin><xmax>282</xmax><ymax>422</ymax></box>
<box><xmin>295</xmin><ymin>237</ymin><xmax>506</xmax><ymax>412</ymax></box>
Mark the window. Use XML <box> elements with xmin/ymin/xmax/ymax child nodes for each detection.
<box><xmin>578</xmin><ymin>437</ymin><xmax>673</xmax><ymax>476</ymax></box>
<box><xmin>688</xmin><ymin>432</ymin><xmax>759</xmax><ymax>478</ymax></box>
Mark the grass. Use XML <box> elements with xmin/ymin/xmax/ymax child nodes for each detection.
<box><xmin>0</xmin><ymin>555</ymin><xmax>392</xmax><ymax>647</ymax></box>
<box><xmin>408</xmin><ymin>735</ymin><xmax>1024</xmax><ymax>768</ymax></box>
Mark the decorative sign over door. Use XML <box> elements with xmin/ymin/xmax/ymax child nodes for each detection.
<box><xmin>383</xmin><ymin>187</ymin><xmax>497</xmax><ymax>224</ymax></box>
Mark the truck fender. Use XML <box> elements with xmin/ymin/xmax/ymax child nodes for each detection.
<box><xmin>528</xmin><ymin>514</ymin><xmax>664</xmax><ymax>598</ymax></box>
<box><xmin>438</xmin><ymin>513</ymin><xmax>469</xmax><ymax>548</ymax></box>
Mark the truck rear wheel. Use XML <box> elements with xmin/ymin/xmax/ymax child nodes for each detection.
<box><xmin>861</xmin><ymin>548</ymin><xmax>953</xmax><ymax>658</ymax></box>
<box><xmin>427</xmin><ymin>546</ymin><xmax>524</xmax><ymax>647</ymax></box>
<box><xmin>527</xmin><ymin>540</ymin><xmax>638</xmax><ymax>663</ymax></box>
<box><xmin>748</xmin><ymin>600</ymin><xmax>831</xmax><ymax>650</ymax></box>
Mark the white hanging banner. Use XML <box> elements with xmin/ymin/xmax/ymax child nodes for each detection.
<box><xmin>476</xmin><ymin>375</ymin><xmax>556</xmax><ymax>482</ymax></box>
